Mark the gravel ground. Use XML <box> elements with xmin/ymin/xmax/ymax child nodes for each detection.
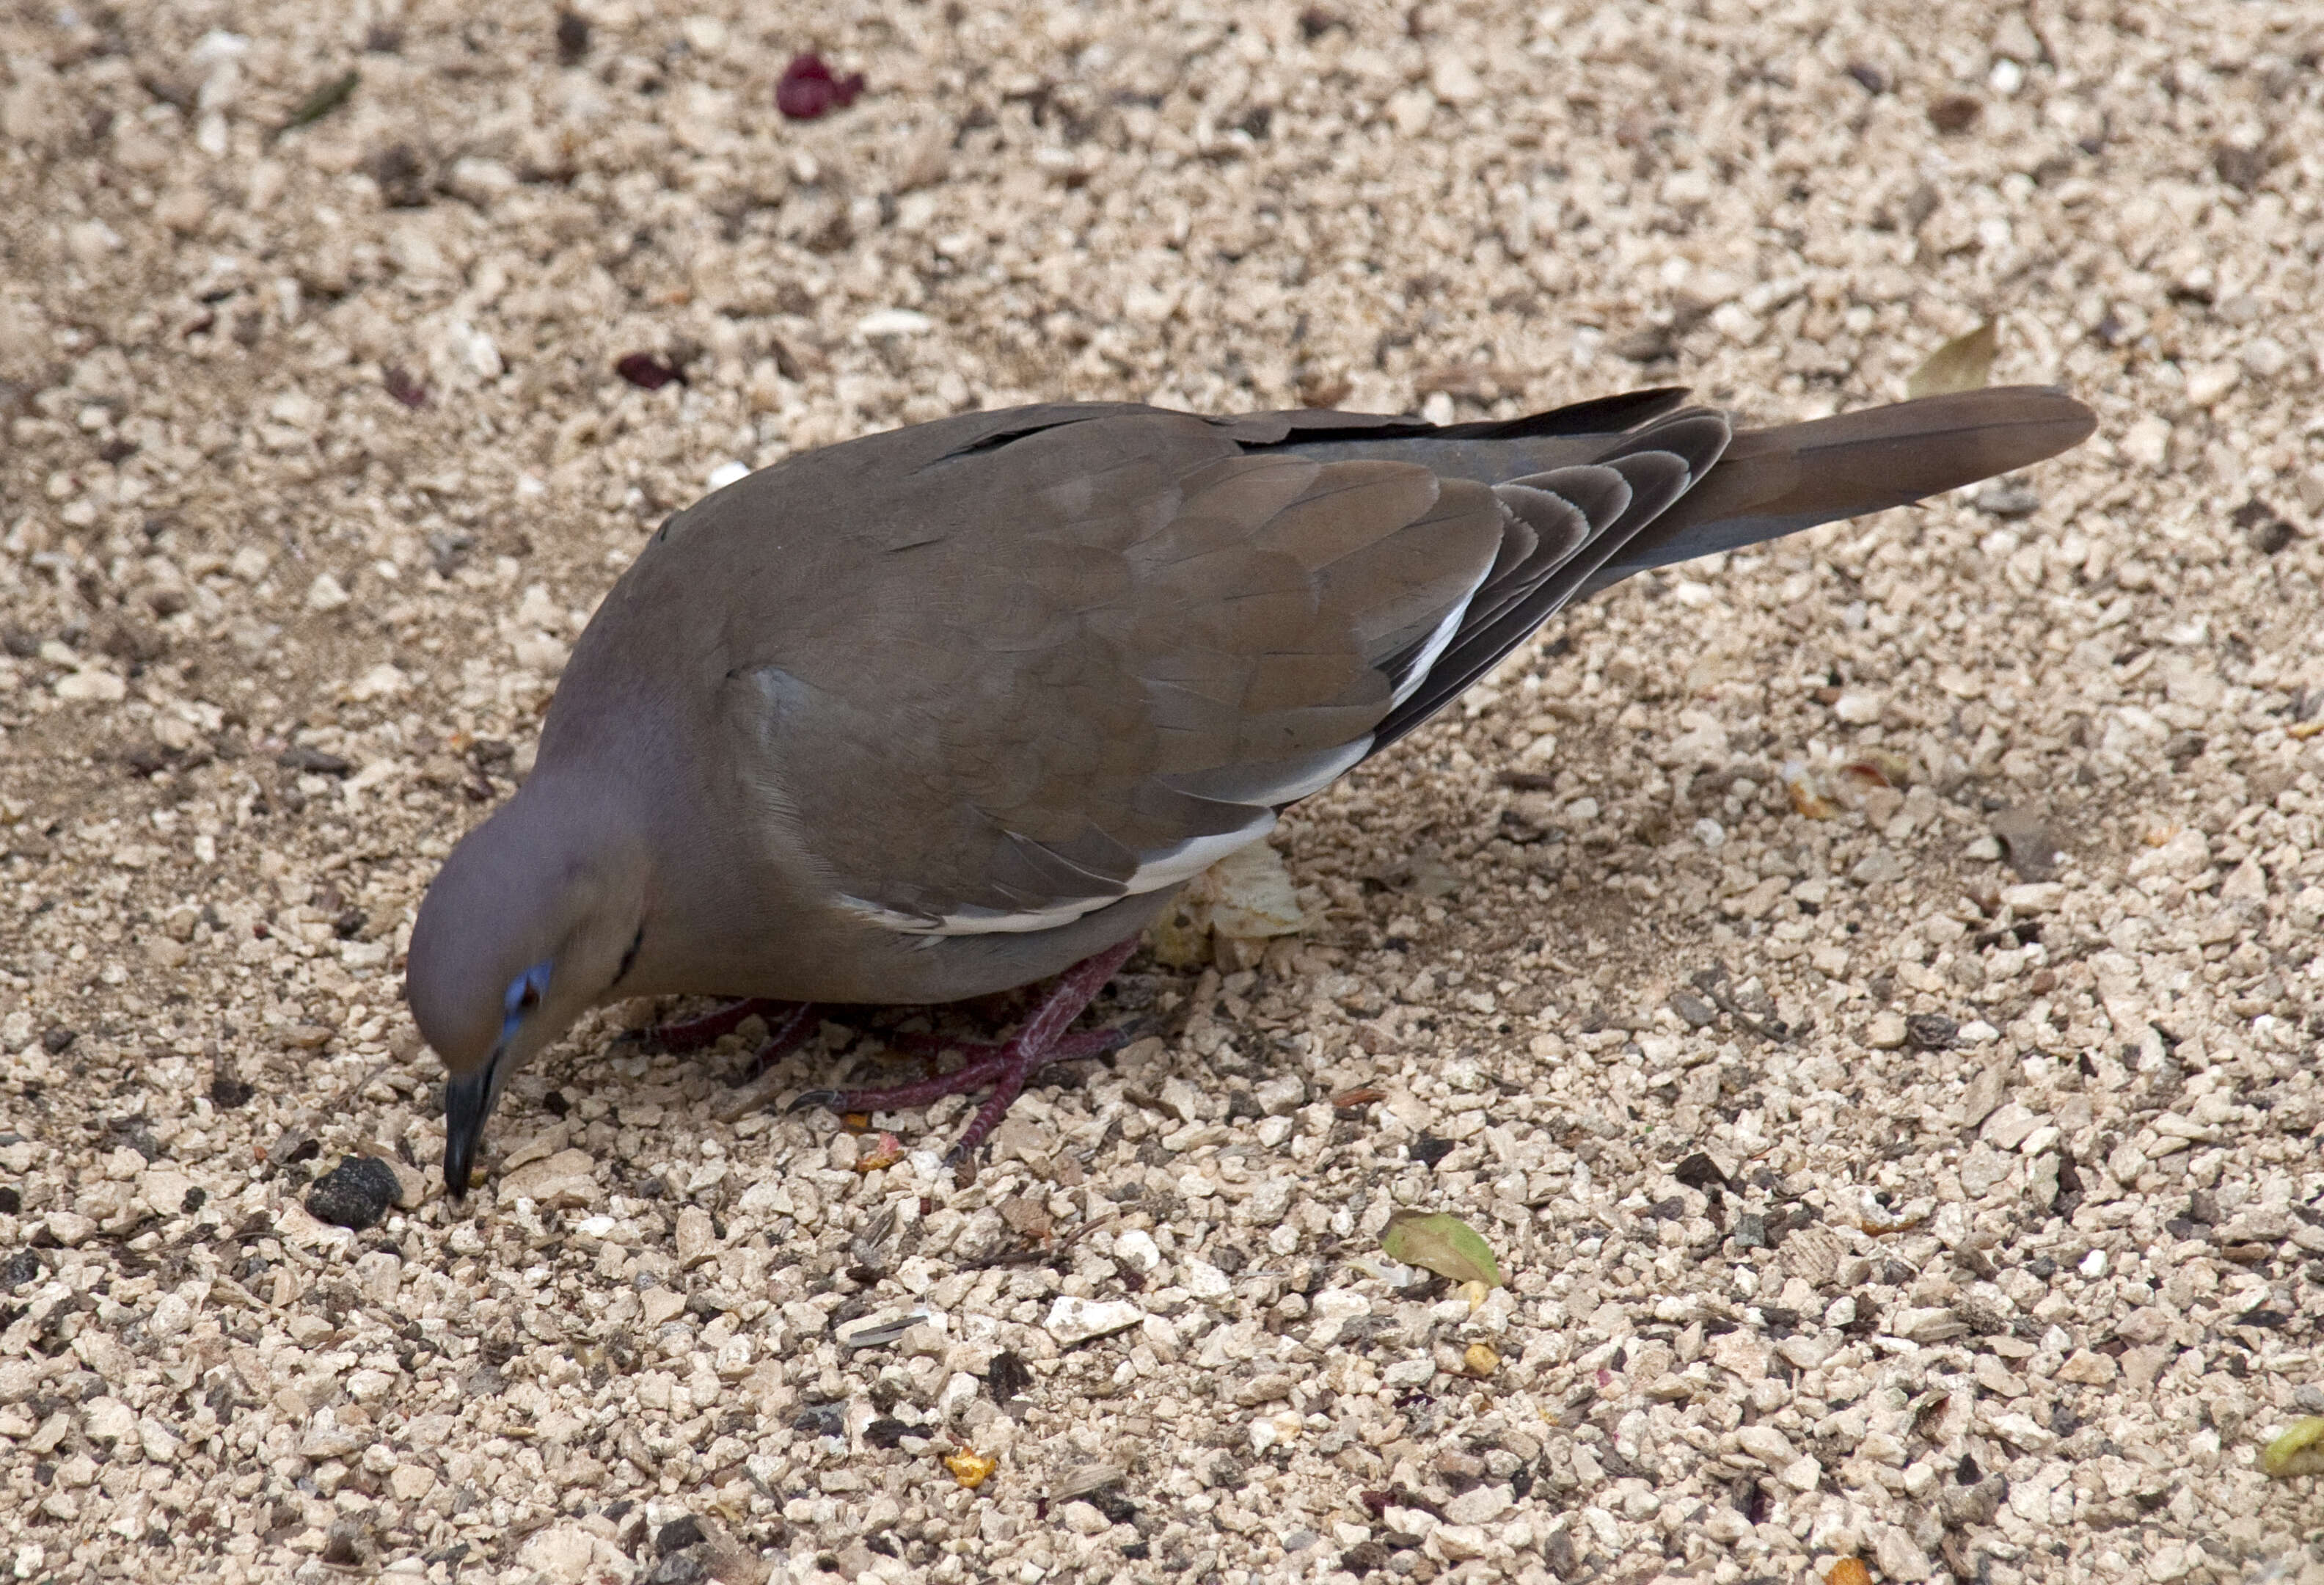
<box><xmin>3</xmin><ymin>0</ymin><xmax>2323</xmax><ymax>1581</ymax></box>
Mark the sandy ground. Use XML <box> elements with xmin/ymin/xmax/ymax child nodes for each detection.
<box><xmin>3</xmin><ymin>0</ymin><xmax>2323</xmax><ymax>1581</ymax></box>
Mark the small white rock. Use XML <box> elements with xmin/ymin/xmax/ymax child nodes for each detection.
<box><xmin>2182</xmin><ymin>362</ymin><xmax>2240</xmax><ymax>407</ymax></box>
<box><xmin>1735</xmin><ymin>1424</ymin><xmax>1794</xmax><ymax>1466</ymax></box>
<box><xmin>1428</xmin><ymin>54</ymin><xmax>1484</xmax><ymax>105</ymax></box>
<box><xmin>2119</xmin><ymin>415</ymin><xmax>2171</xmax><ymax>469</ymax></box>
<box><xmin>54</xmin><ymin>668</ymin><xmax>126</xmax><ymax>703</ymax></box>
<box><xmin>2001</xmin><ymin>881</ymin><xmax>2066</xmax><ymax>913</ymax></box>
<box><xmin>346</xmin><ymin>663</ymin><xmax>408</xmax><ymax>702</ymax></box>
<box><xmin>1043</xmin><ymin>1296</ymin><xmax>1144</xmax><ymax>1346</ymax></box>
<box><xmin>1059</xmin><ymin>1501</ymin><xmax>1111</xmax><ymax>1537</ymax></box>
<box><xmin>1444</xmin><ymin>1484</ymin><xmax>1512</xmax><ymax>1526</ymax></box>
<box><xmin>1832</xmin><ymin>691</ymin><xmax>1884</xmax><ymax>724</ymax></box>
<box><xmin>1182</xmin><ymin>1259</ymin><xmax>1233</xmax><ymax>1301</ymax></box>
<box><xmin>857</xmin><ymin>307</ymin><xmax>934</xmax><ymax>338</ymax></box>
<box><xmin>1111</xmin><ymin>1228</ymin><xmax>1162</xmax><ymax>1272</ymax></box>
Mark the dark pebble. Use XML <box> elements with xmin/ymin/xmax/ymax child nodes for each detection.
<box><xmin>40</xmin><ymin>1028</ymin><xmax>76</xmax><ymax>1055</ymax></box>
<box><xmin>1673</xmin><ymin>1151</ymin><xmax>1736</xmax><ymax>1192</ymax></box>
<box><xmin>277</xmin><ymin>744</ymin><xmax>352</xmax><ymax>776</ymax></box>
<box><xmin>1408</xmin><ymin>1134</ymin><xmax>1454</xmax><ymax>1167</ymax></box>
<box><xmin>1732</xmin><ymin>1211</ymin><xmax>1769</xmax><ymax>1249</ymax></box>
<box><xmin>1973</xmin><ymin>479</ymin><xmax>2041</xmax><ymax>518</ymax></box>
<box><xmin>986</xmin><ymin>1348</ymin><xmax>1033</xmax><ymax>1402</ymax></box>
<box><xmin>320</xmin><ymin>1523</ymin><xmax>362</xmax><ymax>1567</ymax></box>
<box><xmin>267</xmin><ymin>1126</ymin><xmax>320</xmax><ymax>1166</ymax></box>
<box><xmin>304</xmin><ymin>1156</ymin><xmax>401</xmax><ymax>1231</ymax></box>
<box><xmin>655</xmin><ymin>1516</ymin><xmax>706</xmax><ymax>1555</ymax></box>
<box><xmin>791</xmin><ymin>1402</ymin><xmax>844</xmax><ymax>1437</ymax></box>
<box><xmin>1928</xmin><ymin>94</ymin><xmax>1982</xmax><ymax>134</ymax></box>
<box><xmin>384</xmin><ymin>366</ymin><xmax>429</xmax><ymax>408</ymax></box>
<box><xmin>614</xmin><ymin>352</ymin><xmax>684</xmax><ymax>390</ymax></box>
<box><xmin>1904</xmin><ymin>1013</ymin><xmax>1959</xmax><ymax>1051</ymax></box>
<box><xmin>1669</xmin><ymin>990</ymin><xmax>1717</xmax><ymax>1029</ymax></box>
<box><xmin>555</xmin><ymin>9</ymin><xmax>590</xmax><ymax>65</ymax></box>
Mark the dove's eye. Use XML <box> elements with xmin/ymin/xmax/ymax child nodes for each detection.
<box><xmin>500</xmin><ymin>960</ymin><xmax>553</xmax><ymax>1041</ymax></box>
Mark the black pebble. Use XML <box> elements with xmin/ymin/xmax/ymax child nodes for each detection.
<box><xmin>987</xmin><ymin>1349</ymin><xmax>1033</xmax><ymax>1402</ymax></box>
<box><xmin>40</xmin><ymin>1028</ymin><xmax>76</xmax><ymax>1055</ymax></box>
<box><xmin>791</xmin><ymin>1402</ymin><xmax>844</xmax><ymax>1437</ymax></box>
<box><xmin>1669</xmin><ymin>990</ymin><xmax>1718</xmax><ymax>1029</ymax></box>
<box><xmin>1904</xmin><ymin>1013</ymin><xmax>1959</xmax><ymax>1052</ymax></box>
<box><xmin>555</xmin><ymin>10</ymin><xmax>591</xmax><ymax>65</ymax></box>
<box><xmin>654</xmin><ymin>1516</ymin><xmax>706</xmax><ymax>1555</ymax></box>
<box><xmin>304</xmin><ymin>1156</ymin><xmax>401</xmax><ymax>1231</ymax></box>
<box><xmin>1673</xmin><ymin>1151</ymin><xmax>1736</xmax><ymax>1192</ymax></box>
<box><xmin>1408</xmin><ymin>1134</ymin><xmax>1455</xmax><ymax>1167</ymax></box>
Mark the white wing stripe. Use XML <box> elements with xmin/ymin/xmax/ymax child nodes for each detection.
<box><xmin>1389</xmin><ymin>555</ymin><xmax>1494</xmax><ymax>708</ymax></box>
<box><xmin>840</xmin><ymin>811</ymin><xmax>1279</xmax><ymax>937</ymax></box>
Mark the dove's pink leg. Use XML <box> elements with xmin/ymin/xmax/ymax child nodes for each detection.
<box><xmin>794</xmin><ymin>939</ymin><xmax>1141</xmax><ymax>1164</ymax></box>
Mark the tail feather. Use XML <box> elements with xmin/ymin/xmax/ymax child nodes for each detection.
<box><xmin>1574</xmin><ymin>385</ymin><xmax>2095</xmax><ymax>598</ymax></box>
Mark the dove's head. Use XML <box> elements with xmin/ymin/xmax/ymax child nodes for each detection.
<box><xmin>405</xmin><ymin>777</ymin><xmax>650</xmax><ymax>1195</ymax></box>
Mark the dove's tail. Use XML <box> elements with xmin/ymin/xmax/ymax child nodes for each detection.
<box><xmin>1362</xmin><ymin>385</ymin><xmax>2094</xmax><ymax>748</ymax></box>
<box><xmin>1572</xmin><ymin>385</ymin><xmax>2097</xmax><ymax>598</ymax></box>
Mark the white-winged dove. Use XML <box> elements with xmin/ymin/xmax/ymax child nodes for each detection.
<box><xmin>406</xmin><ymin>385</ymin><xmax>2094</xmax><ymax>1192</ymax></box>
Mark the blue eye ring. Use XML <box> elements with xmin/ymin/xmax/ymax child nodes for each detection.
<box><xmin>499</xmin><ymin>960</ymin><xmax>553</xmax><ymax>1044</ymax></box>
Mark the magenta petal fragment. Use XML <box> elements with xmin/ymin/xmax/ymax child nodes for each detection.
<box><xmin>776</xmin><ymin>53</ymin><xmax>865</xmax><ymax>121</ymax></box>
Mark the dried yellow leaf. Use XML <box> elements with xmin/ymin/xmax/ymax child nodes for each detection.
<box><xmin>1463</xmin><ymin>1342</ymin><xmax>1499</xmax><ymax>1379</ymax></box>
<box><xmin>2261</xmin><ymin>1416</ymin><xmax>2324</xmax><ymax>1478</ymax></box>
<box><xmin>1780</xmin><ymin>762</ymin><xmax>1839</xmax><ymax>820</ymax></box>
<box><xmin>1905</xmin><ymin>320</ymin><xmax>1998</xmax><ymax>400</ymax></box>
<box><xmin>943</xmin><ymin>1447</ymin><xmax>998</xmax><ymax>1490</ymax></box>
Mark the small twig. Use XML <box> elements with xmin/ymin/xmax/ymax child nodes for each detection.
<box><xmin>1688</xmin><ymin>966</ymin><xmax>1794</xmax><ymax>1044</ymax></box>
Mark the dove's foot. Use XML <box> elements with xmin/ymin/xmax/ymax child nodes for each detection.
<box><xmin>795</xmin><ymin>938</ymin><xmax>1140</xmax><ymax>1166</ymax></box>
<box><xmin>642</xmin><ymin>996</ymin><xmax>796</xmax><ymax>1052</ymax></box>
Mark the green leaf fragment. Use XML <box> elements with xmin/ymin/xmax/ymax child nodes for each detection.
<box><xmin>279</xmin><ymin>70</ymin><xmax>360</xmax><ymax>136</ymax></box>
<box><xmin>1380</xmin><ymin>1211</ymin><xmax>1501</xmax><ymax>1289</ymax></box>
<box><xmin>1904</xmin><ymin>320</ymin><xmax>1998</xmax><ymax>400</ymax></box>
<box><xmin>2261</xmin><ymin>1416</ymin><xmax>2324</xmax><ymax>1479</ymax></box>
